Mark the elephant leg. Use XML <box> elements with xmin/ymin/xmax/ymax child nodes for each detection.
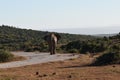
<box><xmin>53</xmin><ymin>47</ymin><xmax>56</xmax><ymax>54</ymax></box>
<box><xmin>49</xmin><ymin>44</ymin><xmax>54</xmax><ymax>55</ymax></box>
<box><xmin>52</xmin><ymin>47</ymin><xmax>54</xmax><ymax>55</ymax></box>
<box><xmin>51</xmin><ymin>41</ymin><xmax>55</xmax><ymax>55</ymax></box>
<box><xmin>50</xmin><ymin>48</ymin><xmax>52</xmax><ymax>55</ymax></box>
<box><xmin>50</xmin><ymin>47</ymin><xmax>53</xmax><ymax>55</ymax></box>
<box><xmin>50</xmin><ymin>48</ymin><xmax>53</xmax><ymax>55</ymax></box>
<box><xmin>49</xmin><ymin>44</ymin><xmax>53</xmax><ymax>55</ymax></box>
<box><xmin>53</xmin><ymin>42</ymin><xmax>56</xmax><ymax>54</ymax></box>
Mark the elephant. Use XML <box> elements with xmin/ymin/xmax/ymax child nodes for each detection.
<box><xmin>43</xmin><ymin>33</ymin><xmax>61</xmax><ymax>55</ymax></box>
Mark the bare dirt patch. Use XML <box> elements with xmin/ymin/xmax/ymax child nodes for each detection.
<box><xmin>0</xmin><ymin>54</ymin><xmax>120</xmax><ymax>80</ymax></box>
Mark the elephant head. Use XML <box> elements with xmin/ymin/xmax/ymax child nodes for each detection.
<box><xmin>43</xmin><ymin>33</ymin><xmax>61</xmax><ymax>55</ymax></box>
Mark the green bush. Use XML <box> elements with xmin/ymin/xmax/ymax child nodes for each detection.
<box><xmin>24</xmin><ymin>47</ymin><xmax>34</xmax><ymax>52</ymax></box>
<box><xmin>68</xmin><ymin>49</ymin><xmax>78</xmax><ymax>53</ymax></box>
<box><xmin>61</xmin><ymin>40</ymin><xmax>107</xmax><ymax>54</ymax></box>
<box><xmin>0</xmin><ymin>50</ymin><xmax>14</xmax><ymax>62</ymax></box>
<box><xmin>92</xmin><ymin>51</ymin><xmax>120</xmax><ymax>66</ymax></box>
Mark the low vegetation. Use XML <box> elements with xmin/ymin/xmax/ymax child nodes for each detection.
<box><xmin>92</xmin><ymin>51</ymin><xmax>120</xmax><ymax>66</ymax></box>
<box><xmin>61</xmin><ymin>39</ymin><xmax>107</xmax><ymax>53</ymax></box>
<box><xmin>0</xmin><ymin>50</ymin><xmax>14</xmax><ymax>62</ymax></box>
<box><xmin>61</xmin><ymin>33</ymin><xmax>120</xmax><ymax>53</ymax></box>
<box><xmin>0</xmin><ymin>50</ymin><xmax>26</xmax><ymax>63</ymax></box>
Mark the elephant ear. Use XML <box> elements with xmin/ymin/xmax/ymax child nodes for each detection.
<box><xmin>55</xmin><ymin>33</ymin><xmax>61</xmax><ymax>40</ymax></box>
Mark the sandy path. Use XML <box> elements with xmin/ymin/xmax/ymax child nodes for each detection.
<box><xmin>0</xmin><ymin>52</ymin><xmax>79</xmax><ymax>68</ymax></box>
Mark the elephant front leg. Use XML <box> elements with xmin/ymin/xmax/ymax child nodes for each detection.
<box><xmin>50</xmin><ymin>48</ymin><xmax>53</xmax><ymax>55</ymax></box>
<box><xmin>50</xmin><ymin>45</ymin><xmax>55</xmax><ymax>55</ymax></box>
<box><xmin>50</xmin><ymin>51</ymin><xmax>53</xmax><ymax>55</ymax></box>
<box><xmin>49</xmin><ymin>44</ymin><xmax>53</xmax><ymax>55</ymax></box>
<box><xmin>52</xmin><ymin>43</ymin><xmax>56</xmax><ymax>54</ymax></box>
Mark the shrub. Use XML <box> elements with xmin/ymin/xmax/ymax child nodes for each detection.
<box><xmin>68</xmin><ymin>49</ymin><xmax>78</xmax><ymax>53</ymax></box>
<box><xmin>24</xmin><ymin>47</ymin><xmax>34</xmax><ymax>52</ymax></box>
<box><xmin>61</xmin><ymin>40</ymin><xmax>107</xmax><ymax>54</ymax></box>
<box><xmin>92</xmin><ymin>51</ymin><xmax>120</xmax><ymax>66</ymax></box>
<box><xmin>0</xmin><ymin>50</ymin><xmax>14</xmax><ymax>62</ymax></box>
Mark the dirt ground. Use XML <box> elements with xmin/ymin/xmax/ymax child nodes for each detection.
<box><xmin>0</xmin><ymin>54</ymin><xmax>120</xmax><ymax>80</ymax></box>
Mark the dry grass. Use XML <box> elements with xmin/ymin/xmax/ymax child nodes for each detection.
<box><xmin>0</xmin><ymin>54</ymin><xmax>120</xmax><ymax>80</ymax></box>
<box><xmin>11</xmin><ymin>55</ymin><xmax>26</xmax><ymax>62</ymax></box>
<box><xmin>0</xmin><ymin>55</ymin><xmax>26</xmax><ymax>64</ymax></box>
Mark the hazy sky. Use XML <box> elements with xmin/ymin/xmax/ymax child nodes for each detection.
<box><xmin>0</xmin><ymin>0</ymin><xmax>120</xmax><ymax>34</ymax></box>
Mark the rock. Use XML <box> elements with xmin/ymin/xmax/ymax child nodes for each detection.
<box><xmin>36</xmin><ymin>72</ymin><xmax>39</xmax><ymax>75</ymax></box>
<box><xmin>112</xmin><ymin>65</ymin><xmax>116</xmax><ymax>68</ymax></box>
<box><xmin>68</xmin><ymin>75</ymin><xmax>72</xmax><ymax>78</ymax></box>
<box><xmin>43</xmin><ymin>74</ymin><xmax>47</xmax><ymax>77</ymax></box>
<box><xmin>52</xmin><ymin>72</ymin><xmax>56</xmax><ymax>75</ymax></box>
<box><xmin>39</xmin><ymin>75</ymin><xmax>43</xmax><ymax>77</ymax></box>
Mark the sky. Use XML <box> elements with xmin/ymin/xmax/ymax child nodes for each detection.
<box><xmin>0</xmin><ymin>0</ymin><xmax>120</xmax><ymax>34</ymax></box>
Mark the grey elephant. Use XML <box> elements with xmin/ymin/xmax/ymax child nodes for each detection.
<box><xmin>43</xmin><ymin>33</ymin><xmax>61</xmax><ymax>55</ymax></box>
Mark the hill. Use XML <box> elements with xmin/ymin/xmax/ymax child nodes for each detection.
<box><xmin>0</xmin><ymin>25</ymin><xmax>95</xmax><ymax>51</ymax></box>
<box><xmin>93</xmin><ymin>33</ymin><xmax>117</xmax><ymax>37</ymax></box>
